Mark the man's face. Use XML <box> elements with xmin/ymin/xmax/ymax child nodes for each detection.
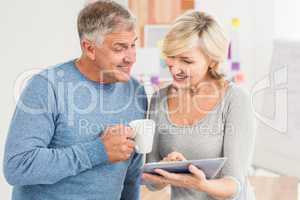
<box><xmin>94</xmin><ymin>31</ymin><xmax>137</xmax><ymax>82</ymax></box>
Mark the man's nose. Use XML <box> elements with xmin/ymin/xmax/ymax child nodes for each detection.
<box><xmin>123</xmin><ymin>48</ymin><xmax>136</xmax><ymax>64</ymax></box>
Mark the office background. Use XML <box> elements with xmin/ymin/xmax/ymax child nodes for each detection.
<box><xmin>0</xmin><ymin>0</ymin><xmax>299</xmax><ymax>199</ymax></box>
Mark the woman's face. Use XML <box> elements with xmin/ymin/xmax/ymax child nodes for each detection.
<box><xmin>165</xmin><ymin>47</ymin><xmax>211</xmax><ymax>89</ymax></box>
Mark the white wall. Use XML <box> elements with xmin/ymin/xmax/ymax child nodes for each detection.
<box><xmin>199</xmin><ymin>0</ymin><xmax>300</xmax><ymax>178</ymax></box>
<box><xmin>197</xmin><ymin>0</ymin><xmax>275</xmax><ymax>90</ymax></box>
<box><xmin>0</xmin><ymin>0</ymin><xmax>86</xmax><ymax>198</ymax></box>
<box><xmin>274</xmin><ymin>0</ymin><xmax>300</xmax><ymax>38</ymax></box>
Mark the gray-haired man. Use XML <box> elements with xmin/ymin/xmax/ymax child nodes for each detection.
<box><xmin>4</xmin><ymin>1</ymin><xmax>147</xmax><ymax>199</ymax></box>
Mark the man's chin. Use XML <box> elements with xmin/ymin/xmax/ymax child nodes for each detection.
<box><xmin>115</xmin><ymin>72</ymin><xmax>131</xmax><ymax>82</ymax></box>
<box><xmin>117</xmin><ymin>77</ymin><xmax>130</xmax><ymax>82</ymax></box>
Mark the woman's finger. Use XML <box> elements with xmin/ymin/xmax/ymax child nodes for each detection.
<box><xmin>162</xmin><ymin>157</ymin><xmax>169</xmax><ymax>161</ymax></box>
<box><xmin>142</xmin><ymin>173</ymin><xmax>168</xmax><ymax>184</ymax></box>
<box><xmin>188</xmin><ymin>165</ymin><xmax>206</xmax><ymax>180</ymax></box>
<box><xmin>154</xmin><ymin>169</ymin><xmax>180</xmax><ymax>181</ymax></box>
<box><xmin>167</xmin><ymin>152</ymin><xmax>186</xmax><ymax>161</ymax></box>
<box><xmin>163</xmin><ymin>151</ymin><xmax>185</xmax><ymax>161</ymax></box>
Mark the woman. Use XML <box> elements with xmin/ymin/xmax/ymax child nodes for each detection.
<box><xmin>143</xmin><ymin>11</ymin><xmax>256</xmax><ymax>200</ymax></box>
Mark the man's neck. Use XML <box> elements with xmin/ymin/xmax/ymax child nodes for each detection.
<box><xmin>74</xmin><ymin>56</ymin><xmax>114</xmax><ymax>84</ymax></box>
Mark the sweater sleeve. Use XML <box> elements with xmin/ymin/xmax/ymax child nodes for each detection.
<box><xmin>3</xmin><ymin>74</ymin><xmax>109</xmax><ymax>186</ymax></box>
<box><xmin>121</xmin><ymin>83</ymin><xmax>148</xmax><ymax>199</ymax></box>
<box><xmin>220</xmin><ymin>87</ymin><xmax>256</xmax><ymax>199</ymax></box>
<box><xmin>120</xmin><ymin>153</ymin><xmax>144</xmax><ymax>200</ymax></box>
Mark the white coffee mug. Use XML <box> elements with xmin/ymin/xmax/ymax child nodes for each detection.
<box><xmin>129</xmin><ymin>119</ymin><xmax>156</xmax><ymax>154</ymax></box>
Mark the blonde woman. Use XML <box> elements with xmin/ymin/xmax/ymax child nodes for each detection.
<box><xmin>143</xmin><ymin>11</ymin><xmax>256</xmax><ymax>200</ymax></box>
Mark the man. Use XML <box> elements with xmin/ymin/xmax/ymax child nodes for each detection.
<box><xmin>3</xmin><ymin>1</ymin><xmax>147</xmax><ymax>199</ymax></box>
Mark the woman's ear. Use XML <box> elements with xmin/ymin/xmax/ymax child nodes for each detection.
<box><xmin>209</xmin><ymin>60</ymin><xmax>218</xmax><ymax>70</ymax></box>
<box><xmin>80</xmin><ymin>38</ymin><xmax>96</xmax><ymax>61</ymax></box>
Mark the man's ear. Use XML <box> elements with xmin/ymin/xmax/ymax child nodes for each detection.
<box><xmin>81</xmin><ymin>38</ymin><xmax>96</xmax><ymax>60</ymax></box>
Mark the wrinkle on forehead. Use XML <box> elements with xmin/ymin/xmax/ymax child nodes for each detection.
<box><xmin>104</xmin><ymin>31</ymin><xmax>137</xmax><ymax>46</ymax></box>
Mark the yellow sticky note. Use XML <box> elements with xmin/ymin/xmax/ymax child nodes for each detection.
<box><xmin>156</xmin><ymin>39</ymin><xmax>163</xmax><ymax>49</ymax></box>
<box><xmin>231</xmin><ymin>18</ymin><xmax>240</xmax><ymax>27</ymax></box>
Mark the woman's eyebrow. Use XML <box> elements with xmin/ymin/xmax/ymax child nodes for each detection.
<box><xmin>179</xmin><ymin>56</ymin><xmax>193</xmax><ymax>60</ymax></box>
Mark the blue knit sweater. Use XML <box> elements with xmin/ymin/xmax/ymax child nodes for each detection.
<box><xmin>4</xmin><ymin>60</ymin><xmax>147</xmax><ymax>200</ymax></box>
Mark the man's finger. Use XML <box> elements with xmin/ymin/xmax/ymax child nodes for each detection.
<box><xmin>123</xmin><ymin>126</ymin><xmax>135</xmax><ymax>139</ymax></box>
<box><xmin>126</xmin><ymin>139</ymin><xmax>135</xmax><ymax>148</ymax></box>
<box><xmin>125</xmin><ymin>146</ymin><xmax>134</xmax><ymax>154</ymax></box>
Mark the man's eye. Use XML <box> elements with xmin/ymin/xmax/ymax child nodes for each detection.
<box><xmin>113</xmin><ymin>48</ymin><xmax>124</xmax><ymax>52</ymax></box>
<box><xmin>183</xmin><ymin>60</ymin><xmax>193</xmax><ymax>64</ymax></box>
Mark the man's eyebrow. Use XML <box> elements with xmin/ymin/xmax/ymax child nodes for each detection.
<box><xmin>112</xmin><ymin>43</ymin><xmax>127</xmax><ymax>47</ymax></box>
<box><xmin>133</xmin><ymin>37</ymin><xmax>138</xmax><ymax>42</ymax></box>
<box><xmin>112</xmin><ymin>37</ymin><xmax>138</xmax><ymax>47</ymax></box>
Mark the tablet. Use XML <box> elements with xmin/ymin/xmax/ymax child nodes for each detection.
<box><xmin>142</xmin><ymin>157</ymin><xmax>227</xmax><ymax>179</ymax></box>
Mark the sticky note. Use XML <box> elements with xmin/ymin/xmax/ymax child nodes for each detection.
<box><xmin>231</xmin><ymin>18</ymin><xmax>240</xmax><ymax>27</ymax></box>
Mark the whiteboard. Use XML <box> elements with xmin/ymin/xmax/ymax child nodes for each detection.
<box><xmin>253</xmin><ymin>38</ymin><xmax>300</xmax><ymax>178</ymax></box>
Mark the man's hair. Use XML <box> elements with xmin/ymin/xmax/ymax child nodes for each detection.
<box><xmin>77</xmin><ymin>0</ymin><xmax>135</xmax><ymax>44</ymax></box>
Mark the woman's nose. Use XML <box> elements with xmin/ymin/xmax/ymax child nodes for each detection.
<box><xmin>166</xmin><ymin>58</ymin><xmax>181</xmax><ymax>74</ymax></box>
<box><xmin>165</xmin><ymin>57</ymin><xmax>175</xmax><ymax>66</ymax></box>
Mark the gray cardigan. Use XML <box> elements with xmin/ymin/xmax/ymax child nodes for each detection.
<box><xmin>146</xmin><ymin>82</ymin><xmax>256</xmax><ymax>200</ymax></box>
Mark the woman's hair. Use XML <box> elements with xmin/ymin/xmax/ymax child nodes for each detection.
<box><xmin>162</xmin><ymin>11</ymin><xmax>229</xmax><ymax>85</ymax></box>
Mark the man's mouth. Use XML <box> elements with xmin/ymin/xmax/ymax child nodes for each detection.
<box><xmin>117</xmin><ymin>65</ymin><xmax>130</xmax><ymax>73</ymax></box>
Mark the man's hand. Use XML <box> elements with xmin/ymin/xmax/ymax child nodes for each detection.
<box><xmin>100</xmin><ymin>124</ymin><xmax>135</xmax><ymax>163</ymax></box>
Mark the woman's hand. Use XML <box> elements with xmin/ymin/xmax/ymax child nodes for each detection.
<box><xmin>142</xmin><ymin>152</ymin><xmax>209</xmax><ymax>191</ymax></box>
<box><xmin>152</xmin><ymin>164</ymin><xmax>208</xmax><ymax>191</ymax></box>
<box><xmin>142</xmin><ymin>172</ymin><xmax>169</xmax><ymax>190</ymax></box>
<box><xmin>162</xmin><ymin>151</ymin><xmax>186</xmax><ymax>162</ymax></box>
<box><xmin>142</xmin><ymin>152</ymin><xmax>186</xmax><ymax>190</ymax></box>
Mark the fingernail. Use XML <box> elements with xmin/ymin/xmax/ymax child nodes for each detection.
<box><xmin>189</xmin><ymin>165</ymin><xmax>195</xmax><ymax>170</ymax></box>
